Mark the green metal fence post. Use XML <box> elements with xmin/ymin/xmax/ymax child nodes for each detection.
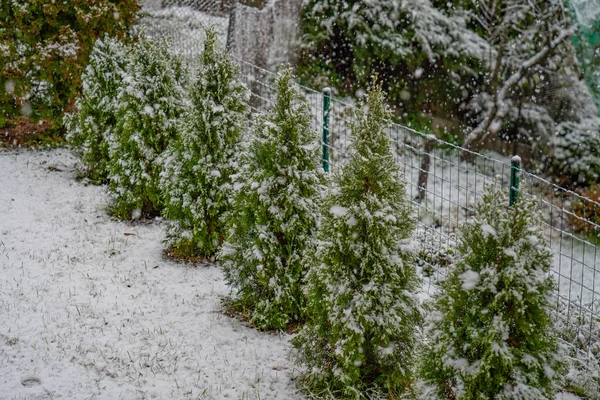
<box><xmin>322</xmin><ymin>87</ymin><xmax>331</xmax><ymax>172</ymax></box>
<box><xmin>509</xmin><ymin>155</ymin><xmax>521</xmax><ymax>207</ymax></box>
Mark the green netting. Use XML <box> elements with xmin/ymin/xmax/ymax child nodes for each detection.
<box><xmin>569</xmin><ymin>0</ymin><xmax>600</xmax><ymax>113</ymax></box>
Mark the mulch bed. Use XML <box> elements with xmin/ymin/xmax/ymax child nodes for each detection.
<box><xmin>0</xmin><ymin>118</ymin><xmax>64</xmax><ymax>150</ymax></box>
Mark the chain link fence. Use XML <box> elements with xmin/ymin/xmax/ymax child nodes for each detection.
<box><xmin>160</xmin><ymin>0</ymin><xmax>234</xmax><ymax>15</ymax></box>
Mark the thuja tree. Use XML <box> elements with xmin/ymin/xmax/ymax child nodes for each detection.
<box><xmin>292</xmin><ymin>83</ymin><xmax>421</xmax><ymax>398</ymax></box>
<box><xmin>160</xmin><ymin>28</ymin><xmax>248</xmax><ymax>257</ymax></box>
<box><xmin>107</xmin><ymin>37</ymin><xmax>187</xmax><ymax>220</ymax></box>
<box><xmin>220</xmin><ymin>68</ymin><xmax>324</xmax><ymax>330</ymax></box>
<box><xmin>421</xmin><ymin>186</ymin><xmax>564</xmax><ymax>399</ymax></box>
<box><xmin>64</xmin><ymin>36</ymin><xmax>127</xmax><ymax>183</ymax></box>
<box><xmin>0</xmin><ymin>0</ymin><xmax>138</xmax><ymax>128</ymax></box>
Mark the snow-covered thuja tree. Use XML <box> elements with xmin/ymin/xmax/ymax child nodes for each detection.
<box><xmin>64</xmin><ymin>35</ymin><xmax>127</xmax><ymax>183</ymax></box>
<box><xmin>421</xmin><ymin>186</ymin><xmax>564</xmax><ymax>399</ymax></box>
<box><xmin>292</xmin><ymin>83</ymin><xmax>421</xmax><ymax>398</ymax></box>
<box><xmin>220</xmin><ymin>68</ymin><xmax>324</xmax><ymax>330</ymax></box>
<box><xmin>107</xmin><ymin>37</ymin><xmax>187</xmax><ymax>220</ymax></box>
<box><xmin>160</xmin><ymin>28</ymin><xmax>249</xmax><ymax>257</ymax></box>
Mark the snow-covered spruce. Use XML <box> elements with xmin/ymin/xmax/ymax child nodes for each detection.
<box><xmin>219</xmin><ymin>68</ymin><xmax>325</xmax><ymax>330</ymax></box>
<box><xmin>292</xmin><ymin>83</ymin><xmax>421</xmax><ymax>398</ymax></box>
<box><xmin>64</xmin><ymin>35</ymin><xmax>127</xmax><ymax>183</ymax></box>
<box><xmin>159</xmin><ymin>28</ymin><xmax>248</xmax><ymax>257</ymax></box>
<box><xmin>421</xmin><ymin>186</ymin><xmax>565</xmax><ymax>399</ymax></box>
<box><xmin>107</xmin><ymin>37</ymin><xmax>187</xmax><ymax>220</ymax></box>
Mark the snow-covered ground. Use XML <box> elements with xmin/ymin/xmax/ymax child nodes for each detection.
<box><xmin>0</xmin><ymin>149</ymin><xmax>300</xmax><ymax>399</ymax></box>
<box><xmin>0</xmin><ymin>147</ymin><xmax>583</xmax><ymax>400</ymax></box>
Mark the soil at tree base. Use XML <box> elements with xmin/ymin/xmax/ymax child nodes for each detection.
<box><xmin>0</xmin><ymin>118</ymin><xmax>64</xmax><ymax>150</ymax></box>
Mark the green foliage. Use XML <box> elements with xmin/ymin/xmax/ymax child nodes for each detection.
<box><xmin>298</xmin><ymin>0</ymin><xmax>488</xmax><ymax>121</ymax></box>
<box><xmin>292</xmin><ymin>83</ymin><xmax>421</xmax><ymax>398</ymax></box>
<box><xmin>64</xmin><ymin>36</ymin><xmax>127</xmax><ymax>184</ymax></box>
<box><xmin>160</xmin><ymin>28</ymin><xmax>249</xmax><ymax>257</ymax></box>
<box><xmin>220</xmin><ymin>68</ymin><xmax>325</xmax><ymax>330</ymax></box>
<box><xmin>299</xmin><ymin>0</ymin><xmax>596</xmax><ymax>171</ymax></box>
<box><xmin>107</xmin><ymin>37</ymin><xmax>187</xmax><ymax>220</ymax></box>
<box><xmin>571</xmin><ymin>14</ymin><xmax>600</xmax><ymax>113</ymax></box>
<box><xmin>0</xmin><ymin>0</ymin><xmax>138</xmax><ymax>127</ymax></box>
<box><xmin>421</xmin><ymin>186</ymin><xmax>565</xmax><ymax>399</ymax></box>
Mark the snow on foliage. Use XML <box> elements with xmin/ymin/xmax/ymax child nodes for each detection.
<box><xmin>219</xmin><ymin>68</ymin><xmax>325</xmax><ymax>330</ymax></box>
<box><xmin>300</xmin><ymin>0</ymin><xmax>600</xmax><ymax>184</ymax></box>
<box><xmin>303</xmin><ymin>0</ymin><xmax>489</xmax><ymax>67</ymax></box>
<box><xmin>421</xmin><ymin>185</ymin><xmax>565</xmax><ymax>399</ymax></box>
<box><xmin>438</xmin><ymin>0</ymin><xmax>576</xmax><ymax>152</ymax></box>
<box><xmin>551</xmin><ymin>117</ymin><xmax>600</xmax><ymax>186</ymax></box>
<box><xmin>300</xmin><ymin>0</ymin><xmax>491</xmax><ymax>112</ymax></box>
<box><xmin>107</xmin><ymin>36</ymin><xmax>187</xmax><ymax>220</ymax></box>
<box><xmin>292</xmin><ymin>82</ymin><xmax>421</xmax><ymax>398</ymax></box>
<box><xmin>64</xmin><ymin>36</ymin><xmax>127</xmax><ymax>184</ymax></box>
<box><xmin>159</xmin><ymin>27</ymin><xmax>248</xmax><ymax>257</ymax></box>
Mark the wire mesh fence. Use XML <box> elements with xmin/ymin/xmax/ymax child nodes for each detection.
<box><xmin>235</xmin><ymin>56</ymin><xmax>600</xmax><ymax>355</ymax></box>
<box><xmin>139</xmin><ymin>5</ymin><xmax>600</xmax><ymax>355</ymax></box>
<box><xmin>159</xmin><ymin>0</ymin><xmax>234</xmax><ymax>15</ymax></box>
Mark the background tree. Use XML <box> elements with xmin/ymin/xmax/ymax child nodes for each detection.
<box><xmin>299</xmin><ymin>0</ymin><xmax>490</xmax><ymax>132</ymax></box>
<box><xmin>160</xmin><ymin>27</ymin><xmax>248</xmax><ymax>258</ymax></box>
<box><xmin>300</xmin><ymin>0</ymin><xmax>600</xmax><ymax>186</ymax></box>
<box><xmin>292</xmin><ymin>82</ymin><xmax>421</xmax><ymax>398</ymax></box>
<box><xmin>421</xmin><ymin>186</ymin><xmax>564</xmax><ymax>399</ymax></box>
<box><xmin>448</xmin><ymin>0</ymin><xmax>575</xmax><ymax>153</ymax></box>
<box><xmin>220</xmin><ymin>68</ymin><xmax>324</xmax><ymax>330</ymax></box>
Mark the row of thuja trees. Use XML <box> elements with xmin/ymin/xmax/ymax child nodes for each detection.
<box><xmin>67</xmin><ymin>29</ymin><xmax>564</xmax><ymax>399</ymax></box>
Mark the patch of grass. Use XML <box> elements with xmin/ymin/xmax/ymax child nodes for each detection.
<box><xmin>162</xmin><ymin>244</ymin><xmax>214</xmax><ymax>265</ymax></box>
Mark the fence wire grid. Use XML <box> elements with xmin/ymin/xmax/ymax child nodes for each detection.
<box><xmin>140</xmin><ymin>7</ymin><xmax>600</xmax><ymax>357</ymax></box>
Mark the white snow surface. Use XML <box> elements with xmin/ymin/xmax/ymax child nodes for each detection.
<box><xmin>0</xmin><ymin>149</ymin><xmax>299</xmax><ymax>399</ymax></box>
<box><xmin>459</xmin><ymin>269</ymin><xmax>480</xmax><ymax>291</ymax></box>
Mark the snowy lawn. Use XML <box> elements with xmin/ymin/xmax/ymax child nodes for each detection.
<box><xmin>0</xmin><ymin>149</ymin><xmax>300</xmax><ymax>399</ymax></box>
<box><xmin>0</xmin><ymin>149</ymin><xmax>585</xmax><ymax>400</ymax></box>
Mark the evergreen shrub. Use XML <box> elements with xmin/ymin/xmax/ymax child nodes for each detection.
<box><xmin>220</xmin><ymin>68</ymin><xmax>324</xmax><ymax>330</ymax></box>
<box><xmin>292</xmin><ymin>82</ymin><xmax>421</xmax><ymax>399</ymax></box>
<box><xmin>421</xmin><ymin>186</ymin><xmax>565</xmax><ymax>399</ymax></box>
<box><xmin>64</xmin><ymin>36</ymin><xmax>127</xmax><ymax>183</ymax></box>
<box><xmin>551</xmin><ymin>118</ymin><xmax>600</xmax><ymax>188</ymax></box>
<box><xmin>107</xmin><ymin>37</ymin><xmax>187</xmax><ymax>220</ymax></box>
<box><xmin>0</xmin><ymin>0</ymin><xmax>138</xmax><ymax>129</ymax></box>
<box><xmin>160</xmin><ymin>28</ymin><xmax>249</xmax><ymax>257</ymax></box>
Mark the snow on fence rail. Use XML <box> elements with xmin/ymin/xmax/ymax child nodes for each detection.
<box><xmin>139</xmin><ymin>8</ymin><xmax>600</xmax><ymax>355</ymax></box>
